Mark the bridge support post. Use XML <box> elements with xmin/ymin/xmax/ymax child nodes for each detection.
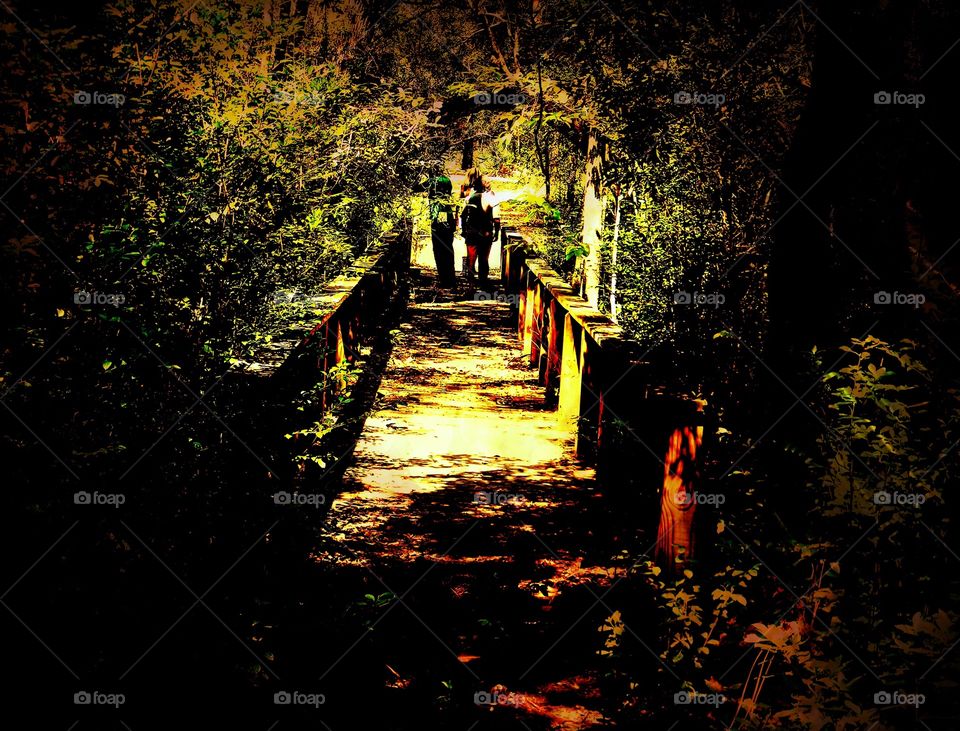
<box><xmin>579</xmin><ymin>341</ymin><xmax>630</xmax><ymax>465</ymax></box>
<box><xmin>517</xmin><ymin>271</ymin><xmax>528</xmax><ymax>344</ymax></box>
<box><xmin>574</xmin><ymin>331</ymin><xmax>597</xmax><ymax>460</ymax></box>
<box><xmin>654</xmin><ymin>399</ymin><xmax>706</xmax><ymax>569</ymax></box>
<box><xmin>528</xmin><ymin>282</ymin><xmax>544</xmax><ymax>368</ymax></box>
<box><xmin>540</xmin><ymin>294</ymin><xmax>558</xmax><ymax>398</ymax></box>
<box><xmin>594</xmin><ymin>342</ymin><xmax>635</xmax><ymax>478</ymax></box>
<box><xmin>558</xmin><ymin>313</ymin><xmax>583</xmax><ymax>431</ymax></box>
<box><xmin>501</xmin><ymin>231</ymin><xmax>526</xmax><ymax>295</ymax></box>
<box><xmin>521</xmin><ymin>274</ymin><xmax>538</xmax><ymax>357</ymax></box>
<box><xmin>401</xmin><ymin>215</ymin><xmax>414</xmax><ymax>268</ymax></box>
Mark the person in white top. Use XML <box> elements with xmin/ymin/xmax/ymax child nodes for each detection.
<box><xmin>459</xmin><ymin>169</ymin><xmax>537</xmax><ymax>285</ymax></box>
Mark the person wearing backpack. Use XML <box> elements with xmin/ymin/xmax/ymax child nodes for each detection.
<box><xmin>460</xmin><ymin>169</ymin><xmax>546</xmax><ymax>286</ymax></box>
<box><xmin>459</xmin><ymin>171</ymin><xmax>495</xmax><ymax>285</ymax></box>
<box><xmin>424</xmin><ymin>175</ymin><xmax>457</xmax><ymax>287</ymax></box>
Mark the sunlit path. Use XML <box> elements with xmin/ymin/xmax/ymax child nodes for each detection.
<box><xmin>312</xmin><ymin>243</ymin><xmax>616</xmax><ymax>728</ymax></box>
<box><xmin>320</xmin><ymin>275</ymin><xmax>593</xmax><ymax>562</ymax></box>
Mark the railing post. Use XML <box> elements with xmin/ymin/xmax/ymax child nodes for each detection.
<box><xmin>522</xmin><ymin>272</ymin><xmax>537</xmax><ymax>357</ymax></box>
<box><xmin>517</xmin><ymin>267</ymin><xmax>528</xmax><ymax>343</ymax></box>
<box><xmin>318</xmin><ymin>320</ymin><xmax>332</xmax><ymax>411</ymax></box>
<box><xmin>543</xmin><ymin>296</ymin><xmax>562</xmax><ymax>406</ymax></box>
<box><xmin>503</xmin><ymin>232</ymin><xmax>526</xmax><ymax>296</ymax></box>
<box><xmin>575</xmin><ymin>333</ymin><xmax>598</xmax><ymax>460</ymax></box>
<box><xmin>529</xmin><ymin>282</ymin><xmax>544</xmax><ymax>368</ymax></box>
<box><xmin>500</xmin><ymin>226</ymin><xmax>509</xmax><ymax>283</ymax></box>
<box><xmin>595</xmin><ymin>341</ymin><xmax>634</xmax><ymax>478</ymax></box>
<box><xmin>558</xmin><ymin>313</ymin><xmax>582</xmax><ymax>428</ymax></box>
<box><xmin>401</xmin><ymin>216</ymin><xmax>414</xmax><ymax>268</ymax></box>
<box><xmin>331</xmin><ymin>318</ymin><xmax>346</xmax><ymax>390</ymax></box>
<box><xmin>654</xmin><ymin>399</ymin><xmax>707</xmax><ymax>569</ymax></box>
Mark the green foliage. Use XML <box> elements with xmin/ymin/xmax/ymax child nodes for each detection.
<box><xmin>286</xmin><ymin>359</ymin><xmax>365</xmax><ymax>472</ymax></box>
<box><xmin>723</xmin><ymin>338</ymin><xmax>958</xmax><ymax>729</ymax></box>
<box><xmin>1</xmin><ymin>0</ymin><xmax>434</xmax><ymax>482</ymax></box>
<box><xmin>814</xmin><ymin>337</ymin><xmax>945</xmax><ymax>518</ymax></box>
<box><xmin>349</xmin><ymin>591</ymin><xmax>396</xmax><ymax>629</ymax></box>
<box><xmin>598</xmin><ymin>336</ymin><xmax>958</xmax><ymax>728</ymax></box>
<box><xmin>645</xmin><ymin>561</ymin><xmax>756</xmax><ymax>671</ymax></box>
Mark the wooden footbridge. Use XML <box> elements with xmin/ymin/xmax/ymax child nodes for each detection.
<box><xmin>267</xmin><ymin>216</ymin><xmax>706</xmax><ymax>572</ymax></box>
<box><xmin>239</xmin><ymin>214</ymin><xmax>707</xmax><ymax>727</ymax></box>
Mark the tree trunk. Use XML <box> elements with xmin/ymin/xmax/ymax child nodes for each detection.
<box><xmin>609</xmin><ymin>187</ymin><xmax>621</xmax><ymax>321</ymax></box>
<box><xmin>580</xmin><ymin>130</ymin><xmax>605</xmax><ymax>307</ymax></box>
<box><xmin>768</xmin><ymin>0</ymin><xmax>923</xmax><ymax>371</ymax></box>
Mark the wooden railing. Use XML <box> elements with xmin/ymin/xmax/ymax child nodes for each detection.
<box><xmin>261</xmin><ymin>219</ymin><xmax>413</xmax><ymax>408</ymax></box>
<box><xmin>501</xmin><ymin>226</ymin><xmax>707</xmax><ymax>567</ymax></box>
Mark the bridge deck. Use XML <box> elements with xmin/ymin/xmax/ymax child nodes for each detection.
<box><xmin>313</xmin><ymin>242</ymin><xmax>625</xmax><ymax>727</ymax></box>
<box><xmin>323</xmin><ymin>283</ymin><xmax>593</xmax><ymax>562</ymax></box>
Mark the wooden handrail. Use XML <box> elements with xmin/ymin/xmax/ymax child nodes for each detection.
<box><xmin>500</xmin><ymin>225</ymin><xmax>708</xmax><ymax>568</ymax></box>
<box><xmin>245</xmin><ymin>218</ymin><xmax>413</xmax><ymax>410</ymax></box>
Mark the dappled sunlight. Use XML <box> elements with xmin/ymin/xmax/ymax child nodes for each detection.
<box><xmin>319</xmin><ymin>262</ymin><xmax>595</xmax><ymax>568</ymax></box>
<box><xmin>303</xmin><ymin>260</ymin><xmax>634</xmax><ymax>728</ymax></box>
<box><xmin>7</xmin><ymin>1</ymin><xmax>955</xmax><ymax>727</ymax></box>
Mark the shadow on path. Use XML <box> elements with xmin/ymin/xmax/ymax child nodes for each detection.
<box><xmin>302</xmin><ymin>266</ymin><xmax>655</xmax><ymax>729</ymax></box>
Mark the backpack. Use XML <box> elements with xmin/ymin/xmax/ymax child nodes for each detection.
<box><xmin>427</xmin><ymin>176</ymin><xmax>456</xmax><ymax>232</ymax></box>
<box><xmin>430</xmin><ymin>200</ymin><xmax>456</xmax><ymax>232</ymax></box>
<box><xmin>461</xmin><ymin>191</ymin><xmax>494</xmax><ymax>241</ymax></box>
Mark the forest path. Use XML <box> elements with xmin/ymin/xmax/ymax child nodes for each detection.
<box><xmin>311</xmin><ymin>237</ymin><xmax>628</xmax><ymax>729</ymax></box>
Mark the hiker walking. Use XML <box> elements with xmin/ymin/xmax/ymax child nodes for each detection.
<box><xmin>459</xmin><ymin>170</ymin><xmax>495</xmax><ymax>285</ymax></box>
<box><xmin>423</xmin><ymin>174</ymin><xmax>457</xmax><ymax>287</ymax></box>
<box><xmin>459</xmin><ymin>169</ymin><xmax>540</xmax><ymax>287</ymax></box>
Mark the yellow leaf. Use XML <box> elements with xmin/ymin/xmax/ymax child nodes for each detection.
<box><xmin>705</xmin><ymin>677</ymin><xmax>724</xmax><ymax>692</ymax></box>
